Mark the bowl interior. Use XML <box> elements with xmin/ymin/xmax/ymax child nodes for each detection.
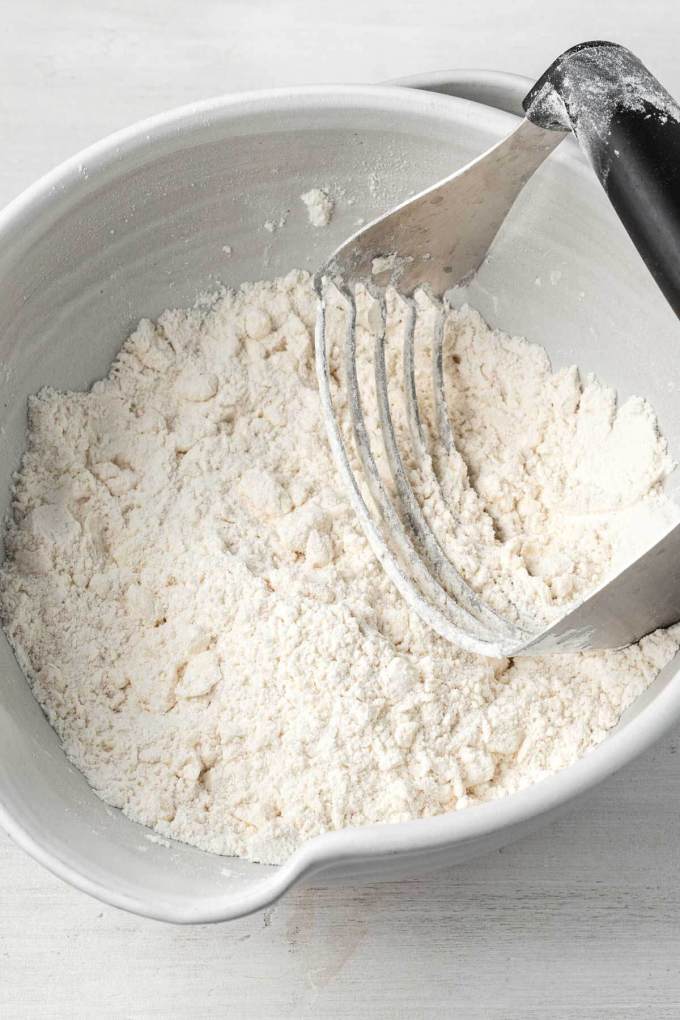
<box><xmin>0</xmin><ymin>84</ymin><xmax>679</xmax><ymax>922</ymax></box>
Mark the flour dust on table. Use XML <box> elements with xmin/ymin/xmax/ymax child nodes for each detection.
<box><xmin>1</xmin><ymin>271</ymin><xmax>678</xmax><ymax>864</ymax></box>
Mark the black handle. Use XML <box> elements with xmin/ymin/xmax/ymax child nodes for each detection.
<box><xmin>523</xmin><ymin>42</ymin><xmax>680</xmax><ymax>317</ymax></box>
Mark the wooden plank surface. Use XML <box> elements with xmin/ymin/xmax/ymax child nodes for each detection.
<box><xmin>3</xmin><ymin>735</ymin><xmax>680</xmax><ymax>1017</ymax></box>
<box><xmin>1</xmin><ymin>2</ymin><xmax>680</xmax><ymax>1016</ymax></box>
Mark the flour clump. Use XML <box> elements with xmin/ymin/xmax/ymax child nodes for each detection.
<box><xmin>301</xmin><ymin>188</ymin><xmax>334</xmax><ymax>227</ymax></box>
<box><xmin>1</xmin><ymin>271</ymin><xmax>678</xmax><ymax>864</ymax></box>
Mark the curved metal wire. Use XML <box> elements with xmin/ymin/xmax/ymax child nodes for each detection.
<box><xmin>313</xmin><ymin>274</ymin><xmax>532</xmax><ymax>657</ymax></box>
<box><xmin>373</xmin><ymin>294</ymin><xmax>522</xmax><ymax>641</ymax></box>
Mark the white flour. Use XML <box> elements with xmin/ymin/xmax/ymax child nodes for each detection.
<box><xmin>300</xmin><ymin>188</ymin><xmax>334</xmax><ymax>227</ymax></box>
<box><xmin>1</xmin><ymin>271</ymin><xmax>679</xmax><ymax>865</ymax></box>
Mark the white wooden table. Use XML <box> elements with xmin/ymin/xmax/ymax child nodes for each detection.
<box><xmin>2</xmin><ymin>2</ymin><xmax>680</xmax><ymax>1016</ymax></box>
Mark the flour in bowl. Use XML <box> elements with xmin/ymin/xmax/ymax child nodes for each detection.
<box><xmin>1</xmin><ymin>270</ymin><xmax>678</xmax><ymax>864</ymax></box>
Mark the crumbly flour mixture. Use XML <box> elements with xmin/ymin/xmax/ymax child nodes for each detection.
<box><xmin>1</xmin><ymin>271</ymin><xmax>679</xmax><ymax>864</ymax></box>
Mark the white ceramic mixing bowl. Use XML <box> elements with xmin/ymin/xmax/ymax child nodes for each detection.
<box><xmin>1</xmin><ymin>75</ymin><xmax>679</xmax><ymax>924</ymax></box>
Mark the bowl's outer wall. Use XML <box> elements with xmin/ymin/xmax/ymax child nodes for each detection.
<box><xmin>0</xmin><ymin>81</ymin><xmax>679</xmax><ymax>923</ymax></box>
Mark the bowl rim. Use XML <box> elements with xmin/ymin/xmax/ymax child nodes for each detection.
<box><xmin>1</xmin><ymin>76</ymin><xmax>679</xmax><ymax>925</ymax></box>
<box><xmin>387</xmin><ymin>67</ymin><xmax>531</xmax><ymax>114</ymax></box>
